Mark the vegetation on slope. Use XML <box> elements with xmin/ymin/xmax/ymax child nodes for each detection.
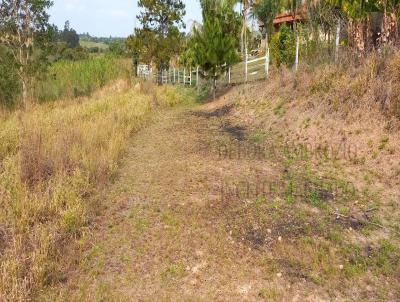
<box><xmin>34</xmin><ymin>55</ymin><xmax>131</xmax><ymax>103</ymax></box>
<box><xmin>0</xmin><ymin>81</ymin><xmax>195</xmax><ymax>301</ymax></box>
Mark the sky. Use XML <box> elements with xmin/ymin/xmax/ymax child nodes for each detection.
<box><xmin>49</xmin><ymin>0</ymin><xmax>202</xmax><ymax>38</ymax></box>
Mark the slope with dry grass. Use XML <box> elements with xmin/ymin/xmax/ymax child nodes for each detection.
<box><xmin>0</xmin><ymin>80</ymin><xmax>194</xmax><ymax>301</ymax></box>
<box><xmin>34</xmin><ymin>51</ymin><xmax>400</xmax><ymax>302</ymax></box>
<box><xmin>4</xmin><ymin>51</ymin><xmax>400</xmax><ymax>301</ymax></box>
<box><xmin>39</xmin><ymin>51</ymin><xmax>400</xmax><ymax>302</ymax></box>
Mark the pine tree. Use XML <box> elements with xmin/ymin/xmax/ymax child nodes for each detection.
<box><xmin>191</xmin><ymin>1</ymin><xmax>240</xmax><ymax>99</ymax></box>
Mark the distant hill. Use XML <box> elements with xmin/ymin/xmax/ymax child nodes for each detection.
<box><xmin>80</xmin><ymin>40</ymin><xmax>109</xmax><ymax>50</ymax></box>
<box><xmin>79</xmin><ymin>34</ymin><xmax>125</xmax><ymax>50</ymax></box>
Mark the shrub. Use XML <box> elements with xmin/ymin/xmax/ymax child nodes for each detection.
<box><xmin>270</xmin><ymin>24</ymin><xmax>296</xmax><ymax>67</ymax></box>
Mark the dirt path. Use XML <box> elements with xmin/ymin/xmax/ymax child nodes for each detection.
<box><xmin>47</xmin><ymin>97</ymin><xmax>396</xmax><ymax>302</ymax></box>
<box><xmin>48</xmin><ymin>102</ymin><xmax>288</xmax><ymax>302</ymax></box>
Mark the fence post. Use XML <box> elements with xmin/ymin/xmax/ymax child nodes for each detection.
<box><xmin>265</xmin><ymin>48</ymin><xmax>270</xmax><ymax>77</ymax></box>
<box><xmin>335</xmin><ymin>20</ymin><xmax>341</xmax><ymax>63</ymax></box>
<box><xmin>228</xmin><ymin>67</ymin><xmax>231</xmax><ymax>84</ymax></box>
<box><xmin>196</xmin><ymin>66</ymin><xmax>199</xmax><ymax>86</ymax></box>
<box><xmin>173</xmin><ymin>68</ymin><xmax>176</xmax><ymax>83</ymax></box>
<box><xmin>295</xmin><ymin>35</ymin><xmax>300</xmax><ymax>72</ymax></box>
<box><xmin>183</xmin><ymin>68</ymin><xmax>186</xmax><ymax>85</ymax></box>
<box><xmin>190</xmin><ymin>68</ymin><xmax>192</xmax><ymax>86</ymax></box>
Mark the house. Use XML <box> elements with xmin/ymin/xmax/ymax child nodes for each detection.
<box><xmin>273</xmin><ymin>11</ymin><xmax>307</xmax><ymax>30</ymax></box>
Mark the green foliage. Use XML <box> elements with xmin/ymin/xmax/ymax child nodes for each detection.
<box><xmin>59</xmin><ymin>21</ymin><xmax>80</xmax><ymax>48</ymax></box>
<box><xmin>53</xmin><ymin>43</ymin><xmax>89</xmax><ymax>61</ymax></box>
<box><xmin>253</xmin><ymin>0</ymin><xmax>281</xmax><ymax>38</ymax></box>
<box><xmin>188</xmin><ymin>0</ymin><xmax>240</xmax><ymax>98</ymax></box>
<box><xmin>0</xmin><ymin>46</ymin><xmax>20</xmax><ymax>107</ymax></box>
<box><xmin>270</xmin><ymin>25</ymin><xmax>296</xmax><ymax>67</ymax></box>
<box><xmin>127</xmin><ymin>0</ymin><xmax>186</xmax><ymax>69</ymax></box>
<box><xmin>109</xmin><ymin>41</ymin><xmax>126</xmax><ymax>56</ymax></box>
<box><xmin>34</xmin><ymin>56</ymin><xmax>131</xmax><ymax>102</ymax></box>
<box><xmin>0</xmin><ymin>0</ymin><xmax>54</xmax><ymax>106</ymax></box>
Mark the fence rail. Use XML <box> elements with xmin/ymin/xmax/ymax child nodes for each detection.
<box><xmin>137</xmin><ymin>51</ymin><xmax>271</xmax><ymax>87</ymax></box>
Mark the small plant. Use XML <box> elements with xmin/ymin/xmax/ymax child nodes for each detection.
<box><xmin>273</xmin><ymin>100</ymin><xmax>286</xmax><ymax>117</ymax></box>
<box><xmin>378</xmin><ymin>137</ymin><xmax>389</xmax><ymax>150</ymax></box>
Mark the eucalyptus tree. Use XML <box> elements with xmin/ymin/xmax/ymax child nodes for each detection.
<box><xmin>0</xmin><ymin>0</ymin><xmax>54</xmax><ymax>107</ymax></box>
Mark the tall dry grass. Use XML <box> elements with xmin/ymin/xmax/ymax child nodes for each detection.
<box><xmin>0</xmin><ymin>81</ymin><xmax>194</xmax><ymax>301</ymax></box>
<box><xmin>34</xmin><ymin>55</ymin><xmax>132</xmax><ymax>103</ymax></box>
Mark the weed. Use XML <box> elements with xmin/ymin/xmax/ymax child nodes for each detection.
<box><xmin>259</xmin><ymin>287</ymin><xmax>278</xmax><ymax>300</ymax></box>
<box><xmin>273</xmin><ymin>101</ymin><xmax>286</xmax><ymax>117</ymax></box>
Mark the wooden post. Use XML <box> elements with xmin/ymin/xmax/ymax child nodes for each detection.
<box><xmin>183</xmin><ymin>68</ymin><xmax>186</xmax><ymax>85</ymax></box>
<box><xmin>190</xmin><ymin>68</ymin><xmax>192</xmax><ymax>86</ymax></box>
<box><xmin>228</xmin><ymin>67</ymin><xmax>231</xmax><ymax>84</ymax></box>
<box><xmin>196</xmin><ymin>66</ymin><xmax>199</xmax><ymax>86</ymax></box>
<box><xmin>173</xmin><ymin>68</ymin><xmax>176</xmax><ymax>83</ymax></box>
<box><xmin>265</xmin><ymin>40</ymin><xmax>270</xmax><ymax>77</ymax></box>
<box><xmin>295</xmin><ymin>35</ymin><xmax>300</xmax><ymax>72</ymax></box>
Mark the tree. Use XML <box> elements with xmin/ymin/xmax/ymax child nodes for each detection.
<box><xmin>60</xmin><ymin>20</ymin><xmax>79</xmax><ymax>48</ymax></box>
<box><xmin>128</xmin><ymin>0</ymin><xmax>186</xmax><ymax>70</ymax></box>
<box><xmin>0</xmin><ymin>0</ymin><xmax>54</xmax><ymax>107</ymax></box>
<box><xmin>253</xmin><ymin>0</ymin><xmax>282</xmax><ymax>40</ymax></box>
<box><xmin>190</xmin><ymin>0</ymin><xmax>240</xmax><ymax>99</ymax></box>
<box><xmin>270</xmin><ymin>24</ymin><xmax>296</xmax><ymax>67</ymax></box>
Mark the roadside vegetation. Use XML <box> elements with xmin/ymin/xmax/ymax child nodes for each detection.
<box><xmin>0</xmin><ymin>80</ymin><xmax>195</xmax><ymax>301</ymax></box>
<box><xmin>34</xmin><ymin>56</ymin><xmax>131</xmax><ymax>103</ymax></box>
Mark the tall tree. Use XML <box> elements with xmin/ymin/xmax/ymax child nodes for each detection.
<box><xmin>253</xmin><ymin>0</ymin><xmax>282</xmax><ymax>40</ymax></box>
<box><xmin>60</xmin><ymin>20</ymin><xmax>79</xmax><ymax>48</ymax></box>
<box><xmin>128</xmin><ymin>0</ymin><xmax>186</xmax><ymax>70</ymax></box>
<box><xmin>190</xmin><ymin>0</ymin><xmax>240</xmax><ymax>99</ymax></box>
<box><xmin>0</xmin><ymin>0</ymin><xmax>54</xmax><ymax>107</ymax></box>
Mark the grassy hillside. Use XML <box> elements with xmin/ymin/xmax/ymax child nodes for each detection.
<box><xmin>194</xmin><ymin>51</ymin><xmax>400</xmax><ymax>299</ymax></box>
<box><xmin>80</xmin><ymin>40</ymin><xmax>109</xmax><ymax>50</ymax></box>
<box><xmin>0</xmin><ymin>81</ymin><xmax>195</xmax><ymax>301</ymax></box>
<box><xmin>34</xmin><ymin>56</ymin><xmax>131</xmax><ymax>103</ymax></box>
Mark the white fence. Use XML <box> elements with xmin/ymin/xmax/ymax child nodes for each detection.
<box><xmin>137</xmin><ymin>51</ymin><xmax>271</xmax><ymax>87</ymax></box>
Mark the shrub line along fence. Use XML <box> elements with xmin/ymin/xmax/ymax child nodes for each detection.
<box><xmin>137</xmin><ymin>39</ymin><xmax>296</xmax><ymax>87</ymax></box>
<box><xmin>137</xmin><ymin>50</ymin><xmax>272</xmax><ymax>87</ymax></box>
<box><xmin>137</xmin><ymin>26</ymin><xmax>344</xmax><ymax>88</ymax></box>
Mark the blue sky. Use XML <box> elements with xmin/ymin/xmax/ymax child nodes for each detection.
<box><xmin>49</xmin><ymin>0</ymin><xmax>202</xmax><ymax>37</ymax></box>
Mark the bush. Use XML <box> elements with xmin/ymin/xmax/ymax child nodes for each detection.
<box><xmin>270</xmin><ymin>24</ymin><xmax>296</xmax><ymax>67</ymax></box>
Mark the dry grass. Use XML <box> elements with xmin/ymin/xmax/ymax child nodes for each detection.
<box><xmin>0</xmin><ymin>80</ymin><xmax>194</xmax><ymax>301</ymax></box>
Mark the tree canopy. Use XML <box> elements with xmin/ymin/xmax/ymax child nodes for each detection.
<box><xmin>0</xmin><ymin>0</ymin><xmax>54</xmax><ymax>106</ymax></box>
<box><xmin>127</xmin><ymin>0</ymin><xmax>186</xmax><ymax>69</ymax></box>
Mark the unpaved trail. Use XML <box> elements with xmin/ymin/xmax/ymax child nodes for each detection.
<box><xmin>51</xmin><ymin>102</ymin><xmax>288</xmax><ymax>302</ymax></box>
<box><xmin>49</xmin><ymin>98</ymin><xmax>362</xmax><ymax>302</ymax></box>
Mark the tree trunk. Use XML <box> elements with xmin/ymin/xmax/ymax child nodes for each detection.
<box><xmin>213</xmin><ymin>76</ymin><xmax>217</xmax><ymax>100</ymax></box>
